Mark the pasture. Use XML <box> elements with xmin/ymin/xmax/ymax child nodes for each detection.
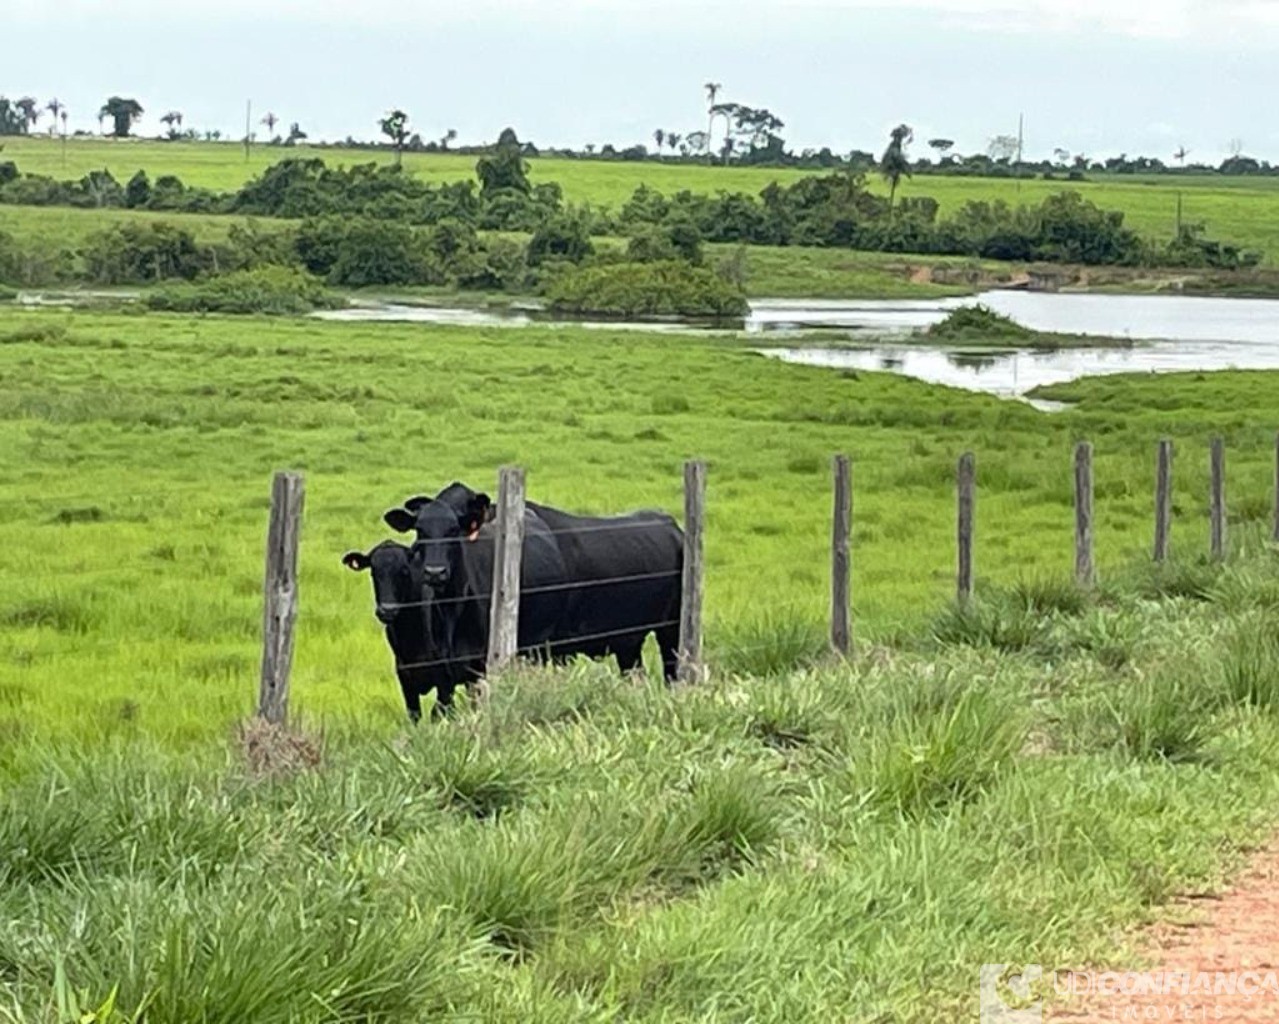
<box><xmin>7</xmin><ymin>136</ymin><xmax>1279</xmax><ymax>261</ymax></box>
<box><xmin>4</xmin><ymin>306</ymin><xmax>1279</xmax><ymax>1020</ymax></box>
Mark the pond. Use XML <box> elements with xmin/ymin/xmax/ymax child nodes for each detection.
<box><xmin>750</xmin><ymin>292</ymin><xmax>1279</xmax><ymax>400</ymax></box>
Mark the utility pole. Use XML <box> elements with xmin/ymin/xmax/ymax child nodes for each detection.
<box><xmin>1176</xmin><ymin>191</ymin><xmax>1184</xmax><ymax>237</ymax></box>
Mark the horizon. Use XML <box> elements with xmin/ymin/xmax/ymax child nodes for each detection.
<box><xmin>6</xmin><ymin>0</ymin><xmax>1279</xmax><ymax>165</ymax></box>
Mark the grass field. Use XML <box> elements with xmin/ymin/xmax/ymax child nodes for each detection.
<box><xmin>7</xmin><ymin>137</ymin><xmax>1279</xmax><ymax>261</ymax></box>
<box><xmin>4</xmin><ymin>306</ymin><xmax>1279</xmax><ymax>1021</ymax></box>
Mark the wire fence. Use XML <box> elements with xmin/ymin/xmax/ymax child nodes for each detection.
<box><xmin>5</xmin><ymin>435</ymin><xmax>1279</xmax><ymax>723</ymax></box>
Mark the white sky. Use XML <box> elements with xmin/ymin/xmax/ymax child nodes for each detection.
<box><xmin>7</xmin><ymin>0</ymin><xmax>1279</xmax><ymax>161</ymax></box>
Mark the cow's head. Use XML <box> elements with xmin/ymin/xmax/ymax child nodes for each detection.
<box><xmin>384</xmin><ymin>488</ymin><xmax>491</xmax><ymax>591</ymax></box>
<box><xmin>342</xmin><ymin>540</ymin><xmax>422</xmax><ymax>625</ymax></box>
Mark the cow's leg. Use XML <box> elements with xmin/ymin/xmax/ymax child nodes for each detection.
<box><xmin>431</xmin><ymin>684</ymin><xmax>456</xmax><ymax>720</ymax></box>
<box><xmin>614</xmin><ymin>642</ymin><xmax>644</xmax><ymax>677</ymax></box>
<box><xmin>398</xmin><ymin>674</ymin><xmax>424</xmax><ymax>724</ymax></box>
<box><xmin>656</xmin><ymin>622</ymin><xmax>680</xmax><ymax>684</ymax></box>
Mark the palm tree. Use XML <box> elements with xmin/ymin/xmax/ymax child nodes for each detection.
<box><xmin>1174</xmin><ymin>145</ymin><xmax>1190</xmax><ymax>167</ymax></box>
<box><xmin>440</xmin><ymin>128</ymin><xmax>457</xmax><ymax>151</ymax></box>
<box><xmin>879</xmin><ymin>123</ymin><xmax>913</xmax><ymax>212</ymax></box>
<box><xmin>45</xmin><ymin>98</ymin><xmax>63</xmax><ymax>135</ymax></box>
<box><xmin>667</xmin><ymin>132</ymin><xmax>681</xmax><ymax>155</ymax></box>
<box><xmin>653</xmin><ymin>128</ymin><xmax>665</xmax><ymax>156</ymax></box>
<box><xmin>160</xmin><ymin>110</ymin><xmax>183</xmax><ymax>139</ymax></box>
<box><xmin>260</xmin><ymin>111</ymin><xmax>278</xmax><ymax>140</ymax></box>
<box><xmin>704</xmin><ymin>81</ymin><xmax>722</xmax><ymax>161</ymax></box>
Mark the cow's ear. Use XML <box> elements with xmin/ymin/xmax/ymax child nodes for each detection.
<box><xmin>384</xmin><ymin>508</ymin><xmax>416</xmax><ymax>533</ymax></box>
<box><xmin>342</xmin><ymin>550</ymin><xmax>371</xmax><ymax>571</ymax></box>
<box><xmin>404</xmin><ymin>495</ymin><xmax>432</xmax><ymax>512</ymax></box>
<box><xmin>464</xmin><ymin>492</ymin><xmax>493</xmax><ymax>533</ymax></box>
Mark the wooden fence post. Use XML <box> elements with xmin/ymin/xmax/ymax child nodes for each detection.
<box><xmin>957</xmin><ymin>452</ymin><xmax>975</xmax><ymax>603</ymax></box>
<box><xmin>1154</xmin><ymin>439</ymin><xmax>1173</xmax><ymax>563</ymax></box>
<box><xmin>258</xmin><ymin>471</ymin><xmax>305</xmax><ymax>725</ymax></box>
<box><xmin>830</xmin><ymin>454</ymin><xmax>852</xmax><ymax>656</ymax></box>
<box><xmin>486</xmin><ymin>466</ymin><xmax>526</xmax><ymax>678</ymax></box>
<box><xmin>1210</xmin><ymin>437</ymin><xmax>1227</xmax><ymax>562</ymax></box>
<box><xmin>1074</xmin><ymin>441</ymin><xmax>1094</xmax><ymax>587</ymax></box>
<box><xmin>1273</xmin><ymin>432</ymin><xmax>1279</xmax><ymax>545</ymax></box>
<box><xmin>678</xmin><ymin>460</ymin><xmax>706</xmax><ymax>685</ymax></box>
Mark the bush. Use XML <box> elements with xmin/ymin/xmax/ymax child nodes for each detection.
<box><xmin>81</xmin><ymin>222</ymin><xmax>213</xmax><ymax>284</ymax></box>
<box><xmin>546</xmin><ymin>261</ymin><xmax>749</xmax><ymax>318</ymax></box>
<box><xmin>927</xmin><ymin>304</ymin><xmax>1033</xmax><ymax>341</ymax></box>
<box><xmin>144</xmin><ymin>267</ymin><xmax>343</xmax><ymax>315</ymax></box>
<box><xmin>527</xmin><ymin>212</ymin><xmax>594</xmax><ymax>266</ymax></box>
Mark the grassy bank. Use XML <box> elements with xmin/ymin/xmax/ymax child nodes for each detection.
<box><xmin>4</xmin><ymin>553</ymin><xmax>1279</xmax><ymax>1020</ymax></box>
<box><xmin>7</xmin><ymin>136</ymin><xmax>1279</xmax><ymax>262</ymax></box>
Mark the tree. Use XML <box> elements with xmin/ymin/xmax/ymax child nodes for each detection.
<box><xmin>476</xmin><ymin>129</ymin><xmax>531</xmax><ymax>196</ymax></box>
<box><xmin>260</xmin><ymin>111</ymin><xmax>279</xmax><ymax>140</ymax></box>
<box><xmin>704</xmin><ymin>81</ymin><xmax>722</xmax><ymax>162</ymax></box>
<box><xmin>653</xmin><ymin>128</ymin><xmax>665</xmax><ymax>155</ymax></box>
<box><xmin>45</xmin><ymin>98</ymin><xmax>64</xmax><ymax>135</ymax></box>
<box><xmin>440</xmin><ymin>128</ymin><xmax>457</xmax><ymax>150</ymax></box>
<box><xmin>879</xmin><ymin>123</ymin><xmax>913</xmax><ymax>211</ymax></box>
<box><xmin>667</xmin><ymin>132</ymin><xmax>681</xmax><ymax>154</ymax></box>
<box><xmin>1173</xmin><ymin>146</ymin><xmax>1190</xmax><ymax>167</ymax></box>
<box><xmin>16</xmin><ymin>97</ymin><xmax>39</xmax><ymax>133</ymax></box>
<box><xmin>928</xmin><ymin>138</ymin><xmax>954</xmax><ymax>161</ymax></box>
<box><xmin>378</xmin><ymin>109</ymin><xmax>410</xmax><ymax>167</ymax></box>
<box><xmin>1053</xmin><ymin>148</ymin><xmax>1071</xmax><ymax>166</ymax></box>
<box><xmin>100</xmin><ymin>97</ymin><xmax>144</xmax><ymax>138</ymax></box>
<box><xmin>685</xmin><ymin>130</ymin><xmax>709</xmax><ymax>156</ymax></box>
<box><xmin>285</xmin><ymin>122</ymin><xmax>307</xmax><ymax>146</ymax></box>
<box><xmin>987</xmin><ymin>135</ymin><xmax>1019</xmax><ymax>163</ymax></box>
<box><xmin>160</xmin><ymin>110</ymin><xmax>183</xmax><ymax>140</ymax></box>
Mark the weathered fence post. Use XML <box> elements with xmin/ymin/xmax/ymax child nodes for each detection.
<box><xmin>1273</xmin><ymin>431</ymin><xmax>1279</xmax><ymax>545</ymax></box>
<box><xmin>956</xmin><ymin>452</ymin><xmax>975</xmax><ymax>603</ymax></box>
<box><xmin>1074</xmin><ymin>441</ymin><xmax>1094</xmax><ymax>588</ymax></box>
<box><xmin>830</xmin><ymin>454</ymin><xmax>852</xmax><ymax>656</ymax></box>
<box><xmin>678</xmin><ymin>460</ymin><xmax>706</xmax><ymax>685</ymax></box>
<box><xmin>1154</xmin><ymin>439</ymin><xmax>1173</xmax><ymax>563</ymax></box>
<box><xmin>1210</xmin><ymin>437</ymin><xmax>1227</xmax><ymax>562</ymax></box>
<box><xmin>486</xmin><ymin>466</ymin><xmax>526</xmax><ymax>678</ymax></box>
<box><xmin>258</xmin><ymin>471</ymin><xmax>305</xmax><ymax>725</ymax></box>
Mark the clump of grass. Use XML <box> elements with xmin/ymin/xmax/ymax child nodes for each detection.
<box><xmin>47</xmin><ymin>505</ymin><xmax>106</xmax><ymax>525</ymax></box>
<box><xmin>1102</xmin><ymin>664</ymin><xmax>1216</xmax><ymax>763</ymax></box>
<box><xmin>929</xmin><ymin>595</ymin><xmax>1044</xmax><ymax>653</ymax></box>
<box><xmin>1</xmin><ymin>321</ymin><xmax>67</xmax><ymax>344</ymax></box>
<box><xmin>857</xmin><ymin>670</ymin><xmax>1029</xmax><ymax>816</ymax></box>
<box><xmin>411</xmin><ymin>731</ymin><xmax>532</xmax><ymax>820</ymax></box>
<box><xmin>678</xmin><ymin>763</ymin><xmax>784</xmax><ymax>872</ymax></box>
<box><xmin>1218</xmin><ymin>625</ymin><xmax>1279</xmax><ymax>709</ymax></box>
<box><xmin>1126</xmin><ymin>558</ymin><xmax>1221</xmax><ymax>602</ymax></box>
<box><xmin>714</xmin><ymin>613</ymin><xmax>828</xmax><ymax>677</ymax></box>
<box><xmin>237</xmin><ymin>718</ymin><xmax>324</xmax><ymax>779</ymax></box>
<box><xmin>0</xmin><ymin>597</ymin><xmax>95</xmax><ymax>633</ymax></box>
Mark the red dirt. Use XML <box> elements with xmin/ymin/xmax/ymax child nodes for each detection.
<box><xmin>1051</xmin><ymin>844</ymin><xmax>1279</xmax><ymax>1022</ymax></box>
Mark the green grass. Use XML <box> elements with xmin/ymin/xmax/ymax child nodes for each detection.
<box><xmin>8</xmin><ymin>136</ymin><xmax>1279</xmax><ymax>260</ymax></box>
<box><xmin>4</xmin><ymin>304</ymin><xmax>1279</xmax><ymax>1019</ymax></box>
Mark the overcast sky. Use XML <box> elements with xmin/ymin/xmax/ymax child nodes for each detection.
<box><xmin>7</xmin><ymin>0</ymin><xmax>1277</xmax><ymax>162</ymax></box>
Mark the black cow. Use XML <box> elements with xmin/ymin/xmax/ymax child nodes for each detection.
<box><xmin>382</xmin><ymin>489</ymin><xmax>569</xmax><ymax>681</ymax></box>
<box><xmin>341</xmin><ymin>540</ymin><xmax>458</xmax><ymax>722</ymax></box>
<box><xmin>402</xmin><ymin>482</ymin><xmax>684</xmax><ymax>682</ymax></box>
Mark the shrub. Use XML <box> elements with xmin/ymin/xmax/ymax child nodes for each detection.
<box><xmin>546</xmin><ymin>261</ymin><xmax>748</xmax><ymax>318</ymax></box>
<box><xmin>144</xmin><ymin>267</ymin><xmax>343</xmax><ymax>316</ymax></box>
<box><xmin>927</xmin><ymin>304</ymin><xmax>1034</xmax><ymax>341</ymax></box>
<box><xmin>81</xmin><ymin>222</ymin><xmax>213</xmax><ymax>284</ymax></box>
<box><xmin>527</xmin><ymin>212</ymin><xmax>594</xmax><ymax>267</ymax></box>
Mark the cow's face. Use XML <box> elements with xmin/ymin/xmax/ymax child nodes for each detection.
<box><xmin>384</xmin><ymin>491</ymin><xmax>490</xmax><ymax>592</ymax></box>
<box><xmin>342</xmin><ymin>541</ymin><xmax>421</xmax><ymax>624</ymax></box>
